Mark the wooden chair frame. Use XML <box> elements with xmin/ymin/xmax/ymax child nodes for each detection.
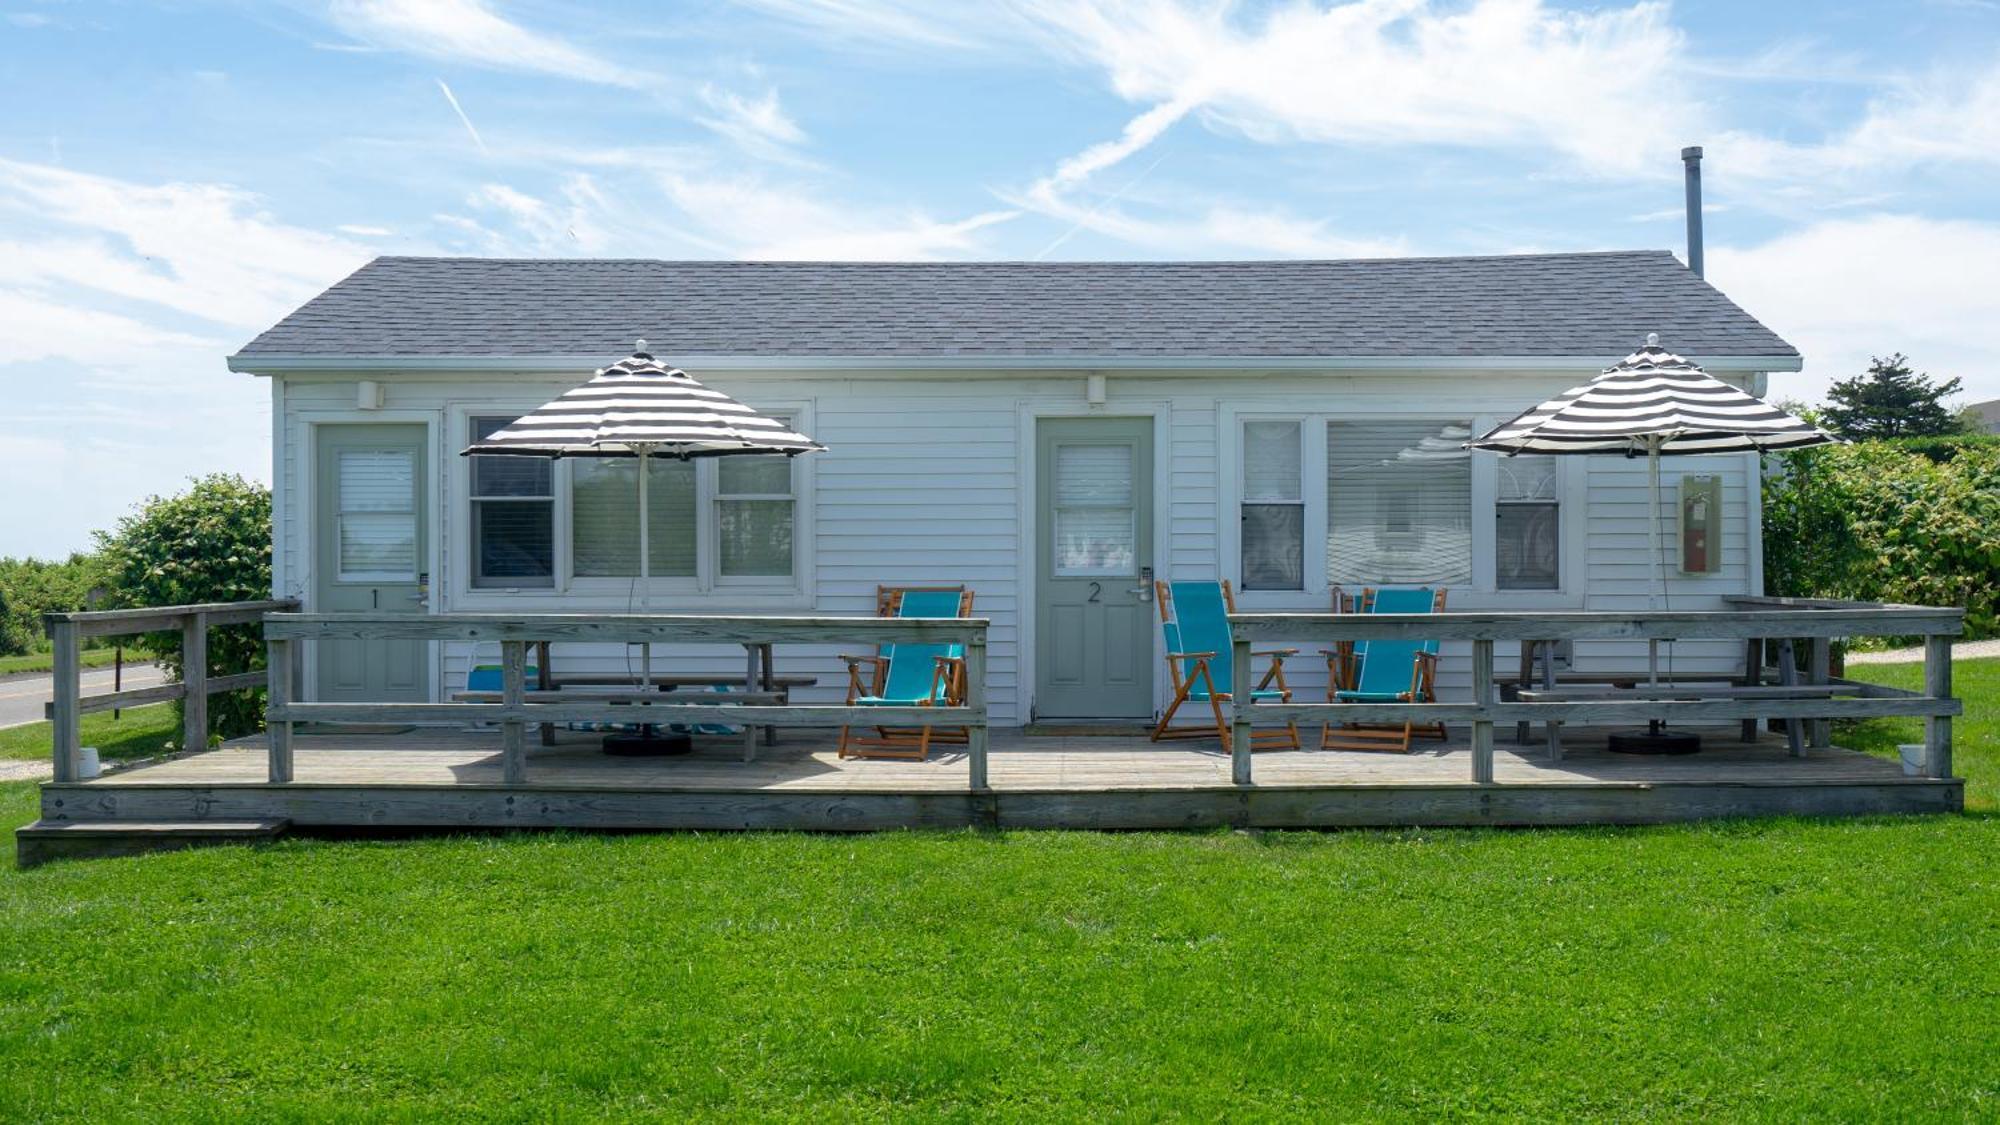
<box><xmin>1150</xmin><ymin>578</ymin><xmax>1301</xmax><ymax>753</ymax></box>
<box><xmin>837</xmin><ymin>586</ymin><xmax>974</xmax><ymax>761</ymax></box>
<box><xmin>1321</xmin><ymin>587</ymin><xmax>1450</xmax><ymax>753</ymax></box>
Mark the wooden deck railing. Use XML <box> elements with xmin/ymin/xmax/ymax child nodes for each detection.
<box><xmin>1229</xmin><ymin>599</ymin><xmax>1964</xmax><ymax>787</ymax></box>
<box><xmin>43</xmin><ymin>599</ymin><xmax>300</xmax><ymax>782</ymax></box>
<box><xmin>262</xmin><ymin>612</ymin><xmax>992</xmax><ymax>787</ymax></box>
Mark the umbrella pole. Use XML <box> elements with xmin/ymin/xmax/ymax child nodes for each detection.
<box><xmin>1648</xmin><ymin>437</ymin><xmax>1662</xmax><ymax>691</ymax></box>
<box><xmin>638</xmin><ymin>445</ymin><xmax>652</xmax><ymax>687</ymax></box>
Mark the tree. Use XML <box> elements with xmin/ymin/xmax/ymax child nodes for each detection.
<box><xmin>96</xmin><ymin>475</ymin><xmax>273</xmax><ymax>740</ymax></box>
<box><xmin>1820</xmin><ymin>354</ymin><xmax>1969</xmax><ymax>439</ymax></box>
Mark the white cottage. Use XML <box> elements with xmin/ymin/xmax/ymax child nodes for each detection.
<box><xmin>228</xmin><ymin>252</ymin><xmax>1801</xmax><ymax>727</ymax></box>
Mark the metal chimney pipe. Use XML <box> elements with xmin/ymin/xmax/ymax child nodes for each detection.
<box><xmin>1681</xmin><ymin>145</ymin><xmax>1704</xmax><ymax>278</ymax></box>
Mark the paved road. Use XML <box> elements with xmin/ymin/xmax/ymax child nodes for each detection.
<box><xmin>0</xmin><ymin>662</ymin><xmax>170</xmax><ymax>729</ymax></box>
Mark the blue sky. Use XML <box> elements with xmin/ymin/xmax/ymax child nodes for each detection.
<box><xmin>3</xmin><ymin>0</ymin><xmax>1998</xmax><ymax>557</ymax></box>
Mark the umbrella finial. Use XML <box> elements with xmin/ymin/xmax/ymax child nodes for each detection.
<box><xmin>1645</xmin><ymin>332</ymin><xmax>1660</xmax><ymax>348</ymax></box>
<box><xmin>634</xmin><ymin>337</ymin><xmax>649</xmax><ymax>354</ymax></box>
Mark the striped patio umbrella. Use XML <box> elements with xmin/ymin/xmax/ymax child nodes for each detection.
<box><xmin>463</xmin><ymin>342</ymin><xmax>825</xmax><ymax>700</ymax></box>
<box><xmin>1467</xmin><ymin>335</ymin><xmax>1835</xmax><ymax>748</ymax></box>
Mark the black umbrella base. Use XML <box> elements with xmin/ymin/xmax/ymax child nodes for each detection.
<box><xmin>602</xmin><ymin>729</ymin><xmax>693</xmax><ymax>756</ymax></box>
<box><xmin>1607</xmin><ymin>727</ymin><xmax>1702</xmax><ymax>755</ymax></box>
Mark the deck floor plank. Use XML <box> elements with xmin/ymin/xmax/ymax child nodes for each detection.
<box><xmin>73</xmin><ymin>725</ymin><xmax>1911</xmax><ymax>792</ymax></box>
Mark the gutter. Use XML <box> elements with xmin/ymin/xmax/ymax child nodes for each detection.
<box><xmin>228</xmin><ymin>352</ymin><xmax>1804</xmax><ymax>375</ymax></box>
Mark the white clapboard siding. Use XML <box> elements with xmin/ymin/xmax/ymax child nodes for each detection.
<box><xmin>273</xmin><ymin>368</ymin><xmax>1780</xmax><ymax>727</ymax></box>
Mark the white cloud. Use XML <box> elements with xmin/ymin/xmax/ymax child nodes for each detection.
<box><xmin>336</xmin><ymin>224</ymin><xmax>395</xmax><ymax>237</ymax></box>
<box><xmin>1725</xmin><ymin>58</ymin><xmax>2000</xmax><ymax>183</ymax></box>
<box><xmin>328</xmin><ymin>0</ymin><xmax>647</xmax><ymax>87</ymax></box>
<box><xmin>0</xmin><ymin>158</ymin><xmax>371</xmax><ymax>331</ymax></box>
<box><xmin>1710</xmin><ymin>214</ymin><xmax>2000</xmax><ymax>403</ymax></box>
<box><xmin>658</xmin><ymin>173</ymin><xmax>1017</xmax><ymax>259</ymax></box>
<box><xmin>696</xmin><ymin>84</ymin><xmax>807</xmax><ymax>153</ymax></box>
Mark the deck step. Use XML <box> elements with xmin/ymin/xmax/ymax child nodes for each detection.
<box><xmin>16</xmin><ymin>819</ymin><xmax>290</xmax><ymax>867</ymax></box>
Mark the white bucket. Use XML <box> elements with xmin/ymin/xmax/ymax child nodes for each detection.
<box><xmin>78</xmin><ymin>746</ymin><xmax>102</xmax><ymax>780</ymax></box>
<box><xmin>1898</xmin><ymin>744</ymin><xmax>1925</xmax><ymax>777</ymax></box>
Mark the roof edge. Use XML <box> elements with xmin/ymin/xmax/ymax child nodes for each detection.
<box><xmin>229</xmin><ymin>352</ymin><xmax>1804</xmax><ymax>375</ymax></box>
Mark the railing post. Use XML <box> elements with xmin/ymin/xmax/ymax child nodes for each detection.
<box><xmin>501</xmin><ymin>639</ymin><xmax>528</xmax><ymax>784</ymax></box>
<box><xmin>1471</xmin><ymin>638</ymin><xmax>1495</xmax><ymax>784</ymax></box>
<box><xmin>964</xmin><ymin>627</ymin><xmax>988</xmax><ymax>791</ymax></box>
<box><xmin>1807</xmin><ymin>635</ymin><xmax>1832</xmax><ymax>748</ymax></box>
<box><xmin>1924</xmin><ymin>633</ymin><xmax>1953</xmax><ymax>779</ymax></box>
<box><xmin>1231</xmin><ymin>635</ymin><xmax>1253</xmax><ymax>786</ymax></box>
<box><xmin>266</xmin><ymin>635</ymin><xmax>293</xmax><ymax>783</ymax></box>
<box><xmin>182</xmin><ymin>610</ymin><xmax>209</xmax><ymax>753</ymax></box>
<box><xmin>47</xmin><ymin>616</ymin><xmax>81</xmax><ymax>783</ymax></box>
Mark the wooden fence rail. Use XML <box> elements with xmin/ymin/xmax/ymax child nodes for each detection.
<box><xmin>43</xmin><ymin>599</ymin><xmax>300</xmax><ymax>783</ymax></box>
<box><xmin>262</xmin><ymin>612</ymin><xmax>991</xmax><ymax>789</ymax></box>
<box><xmin>1230</xmin><ymin>602</ymin><xmax>1964</xmax><ymax>787</ymax></box>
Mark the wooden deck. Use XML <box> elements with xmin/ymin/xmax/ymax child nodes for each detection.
<box><xmin>34</xmin><ymin>725</ymin><xmax>1962</xmax><ymax>836</ymax></box>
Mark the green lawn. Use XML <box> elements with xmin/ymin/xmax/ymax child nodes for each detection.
<box><xmin>0</xmin><ymin>662</ymin><xmax>1994</xmax><ymax>1119</ymax></box>
<box><xmin>0</xmin><ymin>645</ymin><xmax>142</xmax><ymax>676</ymax></box>
<box><xmin>0</xmin><ymin>701</ymin><xmax>178</xmax><ymax>763</ymax></box>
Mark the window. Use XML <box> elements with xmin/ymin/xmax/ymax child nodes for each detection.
<box><xmin>336</xmin><ymin>450</ymin><xmax>417</xmax><ymax>581</ymax></box>
<box><xmin>1496</xmin><ymin>455</ymin><xmax>1560</xmax><ymax>589</ymax></box>
<box><xmin>1327</xmin><ymin>420</ymin><xmax>1473</xmax><ymax>587</ymax></box>
<box><xmin>1052</xmin><ymin>443</ymin><xmax>1137</xmax><ymax>577</ymax></box>
<box><xmin>469</xmin><ymin>417</ymin><xmax>554</xmax><ymax>588</ymax></box>
<box><xmin>717</xmin><ymin>454</ymin><xmax>795</xmax><ymax>578</ymax></box>
<box><xmin>1240</xmin><ymin>420</ymin><xmax>1304</xmax><ymax>589</ymax></box>
<box><xmin>571</xmin><ymin>457</ymin><xmax>697</xmax><ymax>578</ymax></box>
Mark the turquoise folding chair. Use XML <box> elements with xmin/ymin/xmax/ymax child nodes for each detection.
<box><xmin>1150</xmin><ymin>579</ymin><xmax>1300</xmax><ymax>752</ymax></box>
<box><xmin>1322</xmin><ymin>587</ymin><xmax>1448</xmax><ymax>752</ymax></box>
<box><xmin>838</xmin><ymin>586</ymin><xmax>972</xmax><ymax>761</ymax></box>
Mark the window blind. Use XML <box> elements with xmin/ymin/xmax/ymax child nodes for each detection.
<box><xmin>1326</xmin><ymin>420</ymin><xmax>1472</xmax><ymax>586</ymax></box>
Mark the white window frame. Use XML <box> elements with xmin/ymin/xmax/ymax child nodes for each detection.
<box><xmin>467</xmin><ymin>415</ymin><xmax>557</xmax><ymax>591</ymax></box>
<box><xmin>446</xmin><ymin>399</ymin><xmax>815</xmax><ymax>608</ymax></box>
<box><xmin>1219</xmin><ymin>407</ymin><xmax>1584</xmax><ymax>609</ymax></box>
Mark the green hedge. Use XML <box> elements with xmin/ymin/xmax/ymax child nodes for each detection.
<box><xmin>0</xmin><ymin>554</ymin><xmax>109</xmax><ymax>657</ymax></box>
<box><xmin>1880</xmin><ymin>433</ymin><xmax>2000</xmax><ymax>464</ymax></box>
<box><xmin>1764</xmin><ymin>442</ymin><xmax>2000</xmax><ymax>637</ymax></box>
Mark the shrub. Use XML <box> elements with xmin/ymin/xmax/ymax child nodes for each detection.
<box><xmin>1764</xmin><ymin>443</ymin><xmax>2000</xmax><ymax>637</ymax></box>
<box><xmin>0</xmin><ymin>554</ymin><xmax>112</xmax><ymax>656</ymax></box>
<box><xmin>95</xmin><ymin>475</ymin><xmax>273</xmax><ymax>740</ymax></box>
<box><xmin>1881</xmin><ymin>433</ymin><xmax>2000</xmax><ymax>464</ymax></box>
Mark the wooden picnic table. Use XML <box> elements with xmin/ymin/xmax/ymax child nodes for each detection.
<box><xmin>529</xmin><ymin>640</ymin><xmax>817</xmax><ymax>754</ymax></box>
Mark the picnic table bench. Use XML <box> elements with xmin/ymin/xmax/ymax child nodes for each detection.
<box><xmin>1499</xmin><ymin>638</ymin><xmax>1836</xmax><ymax>760</ymax></box>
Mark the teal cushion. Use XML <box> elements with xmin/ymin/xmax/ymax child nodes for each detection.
<box><xmin>1334</xmin><ymin>690</ymin><xmax>1410</xmax><ymax>702</ymax></box>
<box><xmin>855</xmin><ymin>695</ymin><xmax>935</xmax><ymax>707</ymax></box>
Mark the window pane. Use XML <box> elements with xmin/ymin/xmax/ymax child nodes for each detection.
<box><xmin>719</xmin><ymin>499</ymin><xmax>794</xmax><ymax>577</ymax></box>
<box><xmin>339</xmin><ymin>513</ymin><xmax>416</xmax><ymax>579</ymax></box>
<box><xmin>1497</xmin><ymin>503</ymin><xmax>1561</xmax><ymax>589</ymax></box>
<box><xmin>339</xmin><ymin>451</ymin><xmax>413</xmax><ymax>512</ymax></box>
<box><xmin>1243</xmin><ymin>421</ymin><xmax>1301</xmax><ymax>501</ymax></box>
<box><xmin>718</xmin><ymin>455</ymin><xmax>792</xmax><ymax>496</ymax></box>
<box><xmin>1327</xmin><ymin>420</ymin><xmax>1472</xmax><ymax>586</ymax></box>
<box><xmin>1241</xmin><ymin>503</ymin><xmax>1304</xmax><ymax>590</ymax></box>
<box><xmin>572</xmin><ymin>458</ymin><xmax>696</xmax><ymax>577</ymax></box>
<box><xmin>1054</xmin><ymin>508</ymin><xmax>1136</xmax><ymax>576</ymax></box>
<box><xmin>1055</xmin><ymin>445</ymin><xmax>1132</xmax><ymax>506</ymax></box>
<box><xmin>1497</xmin><ymin>455</ymin><xmax>1558</xmax><ymax>502</ymax></box>
<box><xmin>472</xmin><ymin>500</ymin><xmax>553</xmax><ymax>586</ymax></box>
<box><xmin>469</xmin><ymin>417</ymin><xmax>552</xmax><ymax>498</ymax></box>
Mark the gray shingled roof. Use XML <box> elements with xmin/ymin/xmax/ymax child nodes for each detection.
<box><xmin>232</xmin><ymin>252</ymin><xmax>1798</xmax><ymax>363</ymax></box>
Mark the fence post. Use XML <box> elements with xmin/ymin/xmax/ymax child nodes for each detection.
<box><xmin>1471</xmin><ymin>638</ymin><xmax>1494</xmax><ymax>784</ymax></box>
<box><xmin>1231</xmin><ymin>635</ymin><xmax>1254</xmax><ymax>786</ymax></box>
<box><xmin>501</xmin><ymin>639</ymin><xmax>528</xmax><ymax>784</ymax></box>
<box><xmin>1740</xmin><ymin>637</ymin><xmax>1761</xmax><ymax>743</ymax></box>
<box><xmin>1807</xmin><ymin>635</ymin><xmax>1832</xmax><ymax>748</ymax></box>
<box><xmin>266</xmin><ymin>635</ymin><xmax>293</xmax><ymax>783</ymax></box>
<box><xmin>47</xmin><ymin>617</ymin><xmax>81</xmax><ymax>783</ymax></box>
<box><xmin>1924</xmin><ymin>633</ymin><xmax>1953</xmax><ymax>779</ymax></box>
<box><xmin>182</xmin><ymin>611</ymin><xmax>209</xmax><ymax>753</ymax></box>
<box><xmin>965</xmin><ymin>627</ymin><xmax>988</xmax><ymax>791</ymax></box>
